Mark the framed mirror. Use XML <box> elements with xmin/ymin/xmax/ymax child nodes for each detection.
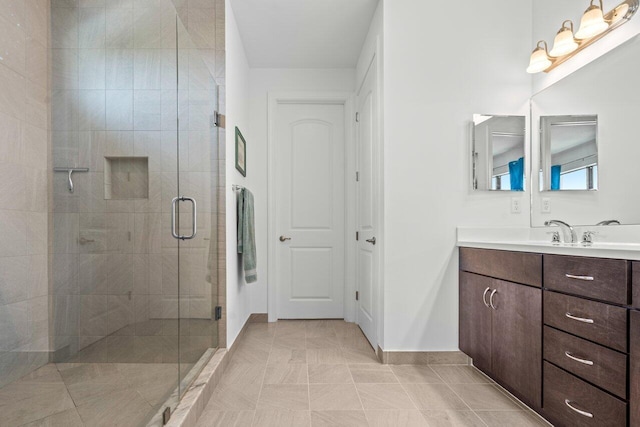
<box><xmin>472</xmin><ymin>115</ymin><xmax>526</xmax><ymax>191</ymax></box>
<box><xmin>540</xmin><ymin>115</ymin><xmax>598</xmax><ymax>191</ymax></box>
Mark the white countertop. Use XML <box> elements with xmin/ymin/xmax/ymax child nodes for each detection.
<box><xmin>457</xmin><ymin>226</ymin><xmax>640</xmax><ymax>260</ymax></box>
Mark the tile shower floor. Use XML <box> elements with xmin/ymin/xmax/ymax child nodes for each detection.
<box><xmin>197</xmin><ymin>320</ymin><xmax>548</xmax><ymax>427</ymax></box>
<box><xmin>0</xmin><ymin>362</ymin><xmax>178</xmax><ymax>426</ymax></box>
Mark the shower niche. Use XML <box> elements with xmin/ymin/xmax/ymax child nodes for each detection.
<box><xmin>104</xmin><ymin>157</ymin><xmax>149</xmax><ymax>200</ymax></box>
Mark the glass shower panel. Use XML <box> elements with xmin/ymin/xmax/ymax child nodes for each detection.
<box><xmin>49</xmin><ymin>0</ymin><xmax>183</xmax><ymax>423</ymax></box>
<box><xmin>175</xmin><ymin>15</ymin><xmax>220</xmax><ymax>397</ymax></box>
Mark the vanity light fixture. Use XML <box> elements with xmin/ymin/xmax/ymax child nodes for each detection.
<box><xmin>549</xmin><ymin>21</ymin><xmax>579</xmax><ymax>57</ymax></box>
<box><xmin>526</xmin><ymin>0</ymin><xmax>638</xmax><ymax>73</ymax></box>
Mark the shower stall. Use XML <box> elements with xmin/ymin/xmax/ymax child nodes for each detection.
<box><xmin>0</xmin><ymin>0</ymin><xmax>223</xmax><ymax>425</ymax></box>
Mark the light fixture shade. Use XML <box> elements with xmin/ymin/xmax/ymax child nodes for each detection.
<box><xmin>550</xmin><ymin>22</ymin><xmax>579</xmax><ymax>57</ymax></box>
<box><xmin>526</xmin><ymin>41</ymin><xmax>552</xmax><ymax>74</ymax></box>
<box><xmin>575</xmin><ymin>1</ymin><xmax>609</xmax><ymax>39</ymax></box>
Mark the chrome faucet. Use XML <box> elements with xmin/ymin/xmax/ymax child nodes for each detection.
<box><xmin>544</xmin><ymin>220</ymin><xmax>577</xmax><ymax>244</ymax></box>
<box><xmin>596</xmin><ymin>219</ymin><xmax>621</xmax><ymax>226</ymax></box>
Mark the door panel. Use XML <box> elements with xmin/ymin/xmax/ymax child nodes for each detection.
<box><xmin>290</xmin><ymin>248</ymin><xmax>333</xmax><ymax>299</ymax></box>
<box><xmin>276</xmin><ymin>103</ymin><xmax>345</xmax><ymax>319</ymax></box>
<box><xmin>459</xmin><ymin>272</ymin><xmax>492</xmax><ymax>373</ymax></box>
<box><xmin>292</xmin><ymin>121</ymin><xmax>334</xmax><ymax>229</ymax></box>
<box><xmin>491</xmin><ymin>280</ymin><xmax>542</xmax><ymax>409</ymax></box>
<box><xmin>356</xmin><ymin>58</ymin><xmax>379</xmax><ymax>347</ymax></box>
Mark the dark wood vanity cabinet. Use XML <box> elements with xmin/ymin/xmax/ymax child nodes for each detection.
<box><xmin>459</xmin><ymin>271</ymin><xmax>492</xmax><ymax>373</ymax></box>
<box><xmin>459</xmin><ymin>248</ymin><xmax>542</xmax><ymax>409</ymax></box>
<box><xmin>633</xmin><ymin>262</ymin><xmax>640</xmax><ymax>308</ymax></box>
<box><xmin>631</xmin><ymin>310</ymin><xmax>640</xmax><ymax>427</ymax></box>
<box><xmin>460</xmin><ymin>248</ymin><xmax>636</xmax><ymax>427</ymax></box>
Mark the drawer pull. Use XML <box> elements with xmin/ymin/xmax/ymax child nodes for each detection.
<box><xmin>564</xmin><ymin>399</ymin><xmax>594</xmax><ymax>418</ymax></box>
<box><xmin>482</xmin><ymin>287</ymin><xmax>491</xmax><ymax>308</ymax></box>
<box><xmin>564</xmin><ymin>351</ymin><xmax>594</xmax><ymax>366</ymax></box>
<box><xmin>565</xmin><ymin>312</ymin><xmax>594</xmax><ymax>324</ymax></box>
<box><xmin>489</xmin><ymin>289</ymin><xmax>498</xmax><ymax>310</ymax></box>
<box><xmin>565</xmin><ymin>274</ymin><xmax>594</xmax><ymax>281</ymax></box>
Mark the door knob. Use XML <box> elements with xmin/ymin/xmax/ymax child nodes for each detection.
<box><xmin>279</xmin><ymin>236</ymin><xmax>291</xmax><ymax>242</ymax></box>
<box><xmin>366</xmin><ymin>237</ymin><xmax>376</xmax><ymax>245</ymax></box>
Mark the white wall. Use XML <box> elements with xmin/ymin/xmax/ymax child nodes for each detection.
<box><xmin>382</xmin><ymin>0</ymin><xmax>533</xmax><ymax>351</ymax></box>
<box><xmin>533</xmin><ymin>0</ymin><xmax>640</xmax><ymax>92</ymax></box>
<box><xmin>247</xmin><ymin>68</ymin><xmax>356</xmax><ymax>317</ymax></box>
<box><xmin>225</xmin><ymin>0</ymin><xmax>252</xmax><ymax>347</ymax></box>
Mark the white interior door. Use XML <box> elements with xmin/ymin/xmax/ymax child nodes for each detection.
<box><xmin>275</xmin><ymin>102</ymin><xmax>346</xmax><ymax>319</ymax></box>
<box><xmin>356</xmin><ymin>60</ymin><xmax>379</xmax><ymax>348</ymax></box>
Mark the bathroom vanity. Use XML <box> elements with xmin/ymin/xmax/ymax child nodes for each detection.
<box><xmin>459</xmin><ymin>246</ymin><xmax>639</xmax><ymax>427</ymax></box>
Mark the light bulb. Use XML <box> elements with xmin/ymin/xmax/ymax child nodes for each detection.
<box><xmin>575</xmin><ymin>1</ymin><xmax>609</xmax><ymax>39</ymax></box>
<box><xmin>527</xmin><ymin>41</ymin><xmax>552</xmax><ymax>74</ymax></box>
<box><xmin>550</xmin><ymin>21</ymin><xmax>578</xmax><ymax>57</ymax></box>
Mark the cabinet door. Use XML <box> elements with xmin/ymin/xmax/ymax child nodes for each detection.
<box><xmin>459</xmin><ymin>271</ymin><xmax>492</xmax><ymax>373</ymax></box>
<box><xmin>632</xmin><ymin>310</ymin><xmax>640</xmax><ymax>427</ymax></box>
<box><xmin>491</xmin><ymin>279</ymin><xmax>542</xmax><ymax>409</ymax></box>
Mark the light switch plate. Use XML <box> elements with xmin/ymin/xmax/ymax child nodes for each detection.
<box><xmin>542</xmin><ymin>198</ymin><xmax>551</xmax><ymax>213</ymax></box>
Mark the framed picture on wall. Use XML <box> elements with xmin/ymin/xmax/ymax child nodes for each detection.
<box><xmin>235</xmin><ymin>127</ymin><xmax>247</xmax><ymax>177</ymax></box>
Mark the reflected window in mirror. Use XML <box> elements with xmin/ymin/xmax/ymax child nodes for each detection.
<box><xmin>540</xmin><ymin>115</ymin><xmax>598</xmax><ymax>191</ymax></box>
<box><xmin>472</xmin><ymin>115</ymin><xmax>526</xmax><ymax>192</ymax></box>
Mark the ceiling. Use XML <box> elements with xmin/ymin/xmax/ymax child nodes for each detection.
<box><xmin>550</xmin><ymin>124</ymin><xmax>597</xmax><ymax>154</ymax></box>
<box><xmin>230</xmin><ymin>0</ymin><xmax>379</xmax><ymax>68</ymax></box>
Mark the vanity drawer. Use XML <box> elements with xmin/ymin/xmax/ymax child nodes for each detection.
<box><xmin>459</xmin><ymin>248</ymin><xmax>541</xmax><ymax>287</ymax></box>
<box><xmin>543</xmin><ymin>326</ymin><xmax>627</xmax><ymax>399</ymax></box>
<box><xmin>633</xmin><ymin>262</ymin><xmax>640</xmax><ymax>308</ymax></box>
<box><xmin>543</xmin><ymin>255</ymin><xmax>629</xmax><ymax>305</ymax></box>
<box><xmin>544</xmin><ymin>291</ymin><xmax>627</xmax><ymax>352</ymax></box>
<box><xmin>543</xmin><ymin>362</ymin><xmax>626</xmax><ymax>427</ymax></box>
<box><xmin>632</xmin><ymin>310</ymin><xmax>640</xmax><ymax>356</ymax></box>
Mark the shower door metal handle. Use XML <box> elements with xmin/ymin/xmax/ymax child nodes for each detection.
<box><xmin>171</xmin><ymin>196</ymin><xmax>197</xmax><ymax>240</ymax></box>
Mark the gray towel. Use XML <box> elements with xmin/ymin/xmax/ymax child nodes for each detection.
<box><xmin>237</xmin><ymin>188</ymin><xmax>257</xmax><ymax>283</ymax></box>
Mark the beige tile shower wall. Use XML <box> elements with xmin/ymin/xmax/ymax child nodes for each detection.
<box><xmin>50</xmin><ymin>0</ymin><xmax>221</xmax><ymax>356</ymax></box>
<box><xmin>0</xmin><ymin>0</ymin><xmax>50</xmax><ymax>388</ymax></box>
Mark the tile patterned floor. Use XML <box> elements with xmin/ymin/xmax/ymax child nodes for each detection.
<box><xmin>0</xmin><ymin>362</ymin><xmax>178</xmax><ymax>426</ymax></box>
<box><xmin>197</xmin><ymin>320</ymin><xmax>549</xmax><ymax>427</ymax></box>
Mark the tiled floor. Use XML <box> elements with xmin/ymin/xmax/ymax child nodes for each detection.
<box><xmin>0</xmin><ymin>362</ymin><xmax>177</xmax><ymax>426</ymax></box>
<box><xmin>197</xmin><ymin>320</ymin><xmax>548</xmax><ymax>427</ymax></box>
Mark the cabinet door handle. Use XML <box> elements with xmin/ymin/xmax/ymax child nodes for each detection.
<box><xmin>564</xmin><ymin>400</ymin><xmax>594</xmax><ymax>418</ymax></box>
<box><xmin>482</xmin><ymin>287</ymin><xmax>491</xmax><ymax>308</ymax></box>
<box><xmin>565</xmin><ymin>351</ymin><xmax>594</xmax><ymax>366</ymax></box>
<box><xmin>489</xmin><ymin>289</ymin><xmax>498</xmax><ymax>310</ymax></box>
<box><xmin>565</xmin><ymin>274</ymin><xmax>594</xmax><ymax>281</ymax></box>
<box><xmin>565</xmin><ymin>312</ymin><xmax>594</xmax><ymax>324</ymax></box>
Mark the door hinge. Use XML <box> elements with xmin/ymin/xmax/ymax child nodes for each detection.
<box><xmin>356</xmin><ymin>231</ymin><xmax>359</xmax><ymax>241</ymax></box>
<box><xmin>214</xmin><ymin>306</ymin><xmax>222</xmax><ymax>321</ymax></box>
<box><xmin>356</xmin><ymin>171</ymin><xmax>359</xmax><ymax>182</ymax></box>
<box><xmin>211</xmin><ymin>111</ymin><xmax>220</xmax><ymax>128</ymax></box>
<box><xmin>162</xmin><ymin>407</ymin><xmax>171</xmax><ymax>425</ymax></box>
<box><xmin>356</xmin><ymin>112</ymin><xmax>360</xmax><ymax>122</ymax></box>
<box><xmin>356</xmin><ymin>291</ymin><xmax>359</xmax><ymax>301</ymax></box>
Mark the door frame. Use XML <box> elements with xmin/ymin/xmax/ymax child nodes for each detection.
<box><xmin>267</xmin><ymin>92</ymin><xmax>356</xmax><ymax>322</ymax></box>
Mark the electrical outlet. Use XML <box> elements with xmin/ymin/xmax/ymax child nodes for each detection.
<box><xmin>542</xmin><ymin>198</ymin><xmax>551</xmax><ymax>213</ymax></box>
<box><xmin>511</xmin><ymin>197</ymin><xmax>522</xmax><ymax>214</ymax></box>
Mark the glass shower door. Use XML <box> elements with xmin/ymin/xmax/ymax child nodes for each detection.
<box><xmin>174</xmin><ymin>16</ymin><xmax>220</xmax><ymax>396</ymax></box>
